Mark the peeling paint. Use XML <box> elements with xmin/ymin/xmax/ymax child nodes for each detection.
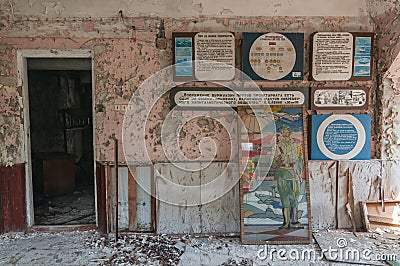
<box><xmin>373</xmin><ymin>5</ymin><xmax>400</xmax><ymax>159</ymax></box>
<box><xmin>0</xmin><ymin>6</ymin><xmax>395</xmax><ymax>164</ymax></box>
<box><xmin>0</xmin><ymin>84</ymin><xmax>21</xmax><ymax>165</ymax></box>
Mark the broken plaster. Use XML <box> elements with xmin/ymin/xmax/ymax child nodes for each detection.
<box><xmin>42</xmin><ymin>1</ymin><xmax>65</xmax><ymax>16</ymax></box>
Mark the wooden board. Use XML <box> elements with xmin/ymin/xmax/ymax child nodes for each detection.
<box><xmin>0</xmin><ymin>164</ymin><xmax>26</xmax><ymax>233</ymax></box>
<box><xmin>337</xmin><ymin>161</ymin><xmax>382</xmax><ymax>229</ymax></box>
<box><xmin>95</xmin><ymin>162</ymin><xmax>107</xmax><ymax>233</ymax></box>
<box><xmin>200</xmin><ymin>162</ymin><xmax>240</xmax><ymax>233</ymax></box>
<box><xmin>389</xmin><ymin>161</ymin><xmax>400</xmax><ymax>200</ymax></box>
<box><xmin>361</xmin><ymin>200</ymin><xmax>400</xmax><ymax>232</ymax></box>
<box><xmin>308</xmin><ymin>161</ymin><xmax>337</xmax><ymax>230</ymax></box>
<box><xmin>135</xmin><ymin>166</ymin><xmax>152</xmax><ymax>232</ymax></box>
<box><xmin>107</xmin><ymin>165</ymin><xmax>130</xmax><ymax>231</ymax></box>
<box><xmin>106</xmin><ymin>165</ymin><xmax>112</xmax><ymax>232</ymax></box>
<box><xmin>155</xmin><ymin>162</ymin><xmax>202</xmax><ymax>234</ymax></box>
<box><xmin>155</xmin><ymin>162</ymin><xmax>241</xmax><ymax>234</ymax></box>
<box><xmin>128</xmin><ymin>168</ymin><xmax>136</xmax><ymax>231</ymax></box>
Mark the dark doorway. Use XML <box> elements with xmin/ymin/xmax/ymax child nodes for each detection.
<box><xmin>27</xmin><ymin>58</ymin><xmax>95</xmax><ymax>225</ymax></box>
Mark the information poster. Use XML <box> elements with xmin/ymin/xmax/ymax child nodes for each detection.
<box><xmin>174</xmin><ymin>37</ymin><xmax>193</xmax><ymax>77</ymax></box>
<box><xmin>311</xmin><ymin>114</ymin><xmax>371</xmax><ymax>160</ymax></box>
<box><xmin>353</xmin><ymin>36</ymin><xmax>372</xmax><ymax>77</ymax></box>
<box><xmin>170</xmin><ymin>88</ymin><xmax>309</xmax><ymax>108</ymax></box>
<box><xmin>242</xmin><ymin>32</ymin><xmax>304</xmax><ymax>81</ymax></box>
<box><xmin>173</xmin><ymin>32</ymin><xmax>235</xmax><ymax>81</ymax></box>
<box><xmin>312</xmin><ymin>32</ymin><xmax>353</xmax><ymax>81</ymax></box>
<box><xmin>311</xmin><ymin>87</ymin><xmax>368</xmax><ymax>110</ymax></box>
<box><xmin>311</xmin><ymin>32</ymin><xmax>374</xmax><ymax>81</ymax></box>
<box><xmin>194</xmin><ymin>33</ymin><xmax>235</xmax><ymax>80</ymax></box>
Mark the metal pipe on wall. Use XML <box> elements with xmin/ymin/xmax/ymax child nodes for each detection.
<box><xmin>115</xmin><ymin>139</ymin><xmax>119</xmax><ymax>241</ymax></box>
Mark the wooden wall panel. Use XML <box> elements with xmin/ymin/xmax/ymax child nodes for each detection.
<box><xmin>108</xmin><ymin>166</ymin><xmax>129</xmax><ymax>231</ymax></box>
<box><xmin>128</xmin><ymin>169</ymin><xmax>137</xmax><ymax>231</ymax></box>
<box><xmin>105</xmin><ymin>165</ymin><xmax>112</xmax><ymax>232</ymax></box>
<box><xmin>135</xmin><ymin>166</ymin><xmax>152</xmax><ymax>231</ymax></box>
<box><xmin>308</xmin><ymin>161</ymin><xmax>337</xmax><ymax>230</ymax></box>
<box><xmin>155</xmin><ymin>162</ymin><xmax>241</xmax><ymax>234</ymax></box>
<box><xmin>200</xmin><ymin>162</ymin><xmax>240</xmax><ymax>233</ymax></box>
<box><xmin>155</xmin><ymin>163</ymin><xmax>202</xmax><ymax>234</ymax></box>
<box><xmin>389</xmin><ymin>161</ymin><xmax>400</xmax><ymax>200</ymax></box>
<box><xmin>95</xmin><ymin>162</ymin><xmax>107</xmax><ymax>234</ymax></box>
<box><xmin>338</xmin><ymin>160</ymin><xmax>382</xmax><ymax>230</ymax></box>
<box><xmin>96</xmin><ymin>160</ymin><xmax>400</xmax><ymax>234</ymax></box>
<box><xmin>0</xmin><ymin>164</ymin><xmax>26</xmax><ymax>233</ymax></box>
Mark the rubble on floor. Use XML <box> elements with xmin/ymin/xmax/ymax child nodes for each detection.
<box><xmin>0</xmin><ymin>230</ymin><xmax>105</xmax><ymax>265</ymax></box>
<box><xmin>87</xmin><ymin>234</ymin><xmax>184</xmax><ymax>266</ymax></box>
<box><xmin>0</xmin><ymin>229</ymin><xmax>399</xmax><ymax>265</ymax></box>
<box><xmin>314</xmin><ymin>229</ymin><xmax>400</xmax><ymax>265</ymax></box>
<box><xmin>177</xmin><ymin>235</ymin><xmax>321</xmax><ymax>265</ymax></box>
<box><xmin>34</xmin><ymin>186</ymin><xmax>95</xmax><ymax>225</ymax></box>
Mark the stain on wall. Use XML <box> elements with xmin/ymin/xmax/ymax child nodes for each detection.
<box><xmin>2</xmin><ymin>0</ymin><xmax>369</xmax><ymax>18</ymax></box>
<box><xmin>372</xmin><ymin>6</ymin><xmax>400</xmax><ymax>159</ymax></box>
<box><xmin>0</xmin><ymin>84</ymin><xmax>22</xmax><ymax>166</ymax></box>
<box><xmin>1</xmin><ymin>0</ymin><xmax>400</xmax><ymax>233</ymax></box>
<box><xmin>0</xmin><ymin>14</ymin><xmax>381</xmax><ymax>164</ymax></box>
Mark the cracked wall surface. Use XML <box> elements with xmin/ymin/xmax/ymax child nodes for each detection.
<box><xmin>0</xmin><ymin>14</ymin><xmax>379</xmax><ymax>164</ymax></box>
<box><xmin>1</xmin><ymin>0</ymin><xmax>368</xmax><ymax>18</ymax></box>
<box><xmin>1</xmin><ymin>0</ymin><xmax>399</xmax><ymax>165</ymax></box>
<box><xmin>371</xmin><ymin>4</ymin><xmax>400</xmax><ymax>159</ymax></box>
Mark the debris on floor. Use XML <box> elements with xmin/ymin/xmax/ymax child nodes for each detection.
<box><xmin>34</xmin><ymin>185</ymin><xmax>95</xmax><ymax>225</ymax></box>
<box><xmin>0</xmin><ymin>229</ymin><xmax>399</xmax><ymax>265</ymax></box>
<box><xmin>313</xmin><ymin>230</ymin><xmax>400</xmax><ymax>265</ymax></box>
<box><xmin>177</xmin><ymin>235</ymin><xmax>320</xmax><ymax>265</ymax></box>
<box><xmin>87</xmin><ymin>234</ymin><xmax>184</xmax><ymax>266</ymax></box>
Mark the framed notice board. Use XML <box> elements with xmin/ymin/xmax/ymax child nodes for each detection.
<box><xmin>242</xmin><ymin>32</ymin><xmax>304</xmax><ymax>81</ymax></box>
<box><xmin>169</xmin><ymin>87</ymin><xmax>310</xmax><ymax>109</ymax></box>
<box><xmin>172</xmin><ymin>32</ymin><xmax>235</xmax><ymax>81</ymax></box>
<box><xmin>311</xmin><ymin>114</ymin><xmax>371</xmax><ymax>160</ymax></box>
<box><xmin>311</xmin><ymin>87</ymin><xmax>369</xmax><ymax>110</ymax></box>
<box><xmin>311</xmin><ymin>32</ymin><xmax>374</xmax><ymax>81</ymax></box>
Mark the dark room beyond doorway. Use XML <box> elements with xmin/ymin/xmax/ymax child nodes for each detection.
<box><xmin>27</xmin><ymin>58</ymin><xmax>95</xmax><ymax>226</ymax></box>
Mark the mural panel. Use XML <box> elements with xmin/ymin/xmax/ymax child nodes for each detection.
<box><xmin>238</xmin><ymin>105</ymin><xmax>311</xmax><ymax>244</ymax></box>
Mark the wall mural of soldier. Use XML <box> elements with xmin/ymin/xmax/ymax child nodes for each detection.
<box><xmin>239</xmin><ymin>105</ymin><xmax>311</xmax><ymax>244</ymax></box>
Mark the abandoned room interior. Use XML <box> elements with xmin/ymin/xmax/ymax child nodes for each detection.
<box><xmin>0</xmin><ymin>0</ymin><xmax>400</xmax><ymax>263</ymax></box>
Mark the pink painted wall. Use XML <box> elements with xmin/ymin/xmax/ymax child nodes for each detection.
<box><xmin>1</xmin><ymin>13</ymin><xmax>397</xmax><ymax>165</ymax></box>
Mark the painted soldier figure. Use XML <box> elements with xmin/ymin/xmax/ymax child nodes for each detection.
<box><xmin>275</xmin><ymin>126</ymin><xmax>304</xmax><ymax>229</ymax></box>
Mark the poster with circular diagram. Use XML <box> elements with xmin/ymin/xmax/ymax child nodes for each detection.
<box><xmin>242</xmin><ymin>32</ymin><xmax>304</xmax><ymax>81</ymax></box>
<box><xmin>311</xmin><ymin>114</ymin><xmax>371</xmax><ymax>160</ymax></box>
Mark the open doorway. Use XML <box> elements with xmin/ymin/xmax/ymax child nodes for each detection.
<box><xmin>27</xmin><ymin>58</ymin><xmax>95</xmax><ymax>226</ymax></box>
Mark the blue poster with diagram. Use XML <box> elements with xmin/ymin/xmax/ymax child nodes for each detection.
<box><xmin>353</xmin><ymin>37</ymin><xmax>372</xmax><ymax>77</ymax></box>
<box><xmin>242</xmin><ymin>32</ymin><xmax>304</xmax><ymax>81</ymax></box>
<box><xmin>174</xmin><ymin>37</ymin><xmax>193</xmax><ymax>76</ymax></box>
<box><xmin>311</xmin><ymin>114</ymin><xmax>371</xmax><ymax>160</ymax></box>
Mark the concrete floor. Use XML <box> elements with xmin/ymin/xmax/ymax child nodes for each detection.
<box><xmin>0</xmin><ymin>230</ymin><xmax>399</xmax><ymax>265</ymax></box>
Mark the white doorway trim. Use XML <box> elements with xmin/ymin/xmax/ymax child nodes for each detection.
<box><xmin>17</xmin><ymin>49</ymin><xmax>97</xmax><ymax>227</ymax></box>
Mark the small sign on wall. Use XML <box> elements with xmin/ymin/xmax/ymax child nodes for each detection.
<box><xmin>169</xmin><ymin>87</ymin><xmax>309</xmax><ymax>108</ymax></box>
<box><xmin>311</xmin><ymin>87</ymin><xmax>369</xmax><ymax>110</ymax></box>
<box><xmin>173</xmin><ymin>32</ymin><xmax>235</xmax><ymax>81</ymax></box>
<box><xmin>311</xmin><ymin>32</ymin><xmax>373</xmax><ymax>81</ymax></box>
<box><xmin>311</xmin><ymin>114</ymin><xmax>371</xmax><ymax>160</ymax></box>
<box><xmin>242</xmin><ymin>32</ymin><xmax>304</xmax><ymax>81</ymax></box>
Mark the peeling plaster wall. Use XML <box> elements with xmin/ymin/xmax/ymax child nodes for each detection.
<box><xmin>1</xmin><ymin>0</ymin><xmax>400</xmax><ymax>232</ymax></box>
<box><xmin>0</xmin><ymin>15</ymin><xmax>379</xmax><ymax>164</ymax></box>
<box><xmin>0</xmin><ymin>84</ymin><xmax>21</xmax><ymax>166</ymax></box>
<box><xmin>370</xmin><ymin>3</ymin><xmax>400</xmax><ymax>159</ymax></box>
<box><xmin>1</xmin><ymin>0</ymin><xmax>368</xmax><ymax>18</ymax></box>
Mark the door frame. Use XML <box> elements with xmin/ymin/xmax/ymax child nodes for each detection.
<box><xmin>17</xmin><ymin>49</ymin><xmax>97</xmax><ymax>227</ymax></box>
